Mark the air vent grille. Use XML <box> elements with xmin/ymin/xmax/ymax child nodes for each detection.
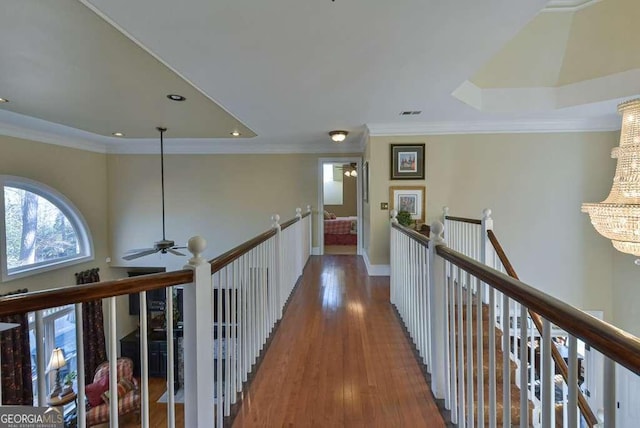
<box><xmin>400</xmin><ymin>111</ymin><xmax>422</xmax><ymax>116</ymax></box>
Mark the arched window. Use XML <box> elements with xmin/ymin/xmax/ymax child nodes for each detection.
<box><xmin>1</xmin><ymin>176</ymin><xmax>94</xmax><ymax>281</ymax></box>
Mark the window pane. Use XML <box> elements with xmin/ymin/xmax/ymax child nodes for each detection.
<box><xmin>54</xmin><ymin>310</ymin><xmax>77</xmax><ymax>389</ymax></box>
<box><xmin>4</xmin><ymin>186</ymin><xmax>79</xmax><ymax>270</ymax></box>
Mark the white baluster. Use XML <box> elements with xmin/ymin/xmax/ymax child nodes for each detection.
<box><xmin>139</xmin><ymin>292</ymin><xmax>150</xmax><ymax>428</ymax></box>
<box><xmin>520</xmin><ymin>303</ymin><xmax>528</xmax><ymax>427</ymax></box>
<box><xmin>568</xmin><ymin>335</ymin><xmax>578</xmax><ymax>428</ymax></box>
<box><xmin>476</xmin><ymin>275</ymin><xmax>484</xmax><ymax>427</ymax></box>
<box><xmin>541</xmin><ymin>319</ymin><xmax>553</xmax><ymax>427</ymax></box>
<box><xmin>428</xmin><ymin>221</ymin><xmax>447</xmax><ymax>399</ymax></box>
<box><xmin>166</xmin><ymin>286</ymin><xmax>175</xmax><ymax>428</ymax></box>
<box><xmin>488</xmin><ymin>284</ymin><xmax>497</xmax><ymax>428</ymax></box>
<box><xmin>108</xmin><ymin>297</ymin><xmax>118</xmax><ymax>427</ymax></box>
<box><xmin>465</xmin><ymin>271</ymin><xmax>474</xmax><ymax>427</ymax></box>
<box><xmin>456</xmin><ymin>266</ymin><xmax>466</xmax><ymax>428</ymax></box>
<box><xmin>447</xmin><ymin>262</ymin><xmax>457</xmax><ymax>423</ymax></box>
<box><xmin>603</xmin><ymin>358</ymin><xmax>615</xmax><ymax>428</ymax></box>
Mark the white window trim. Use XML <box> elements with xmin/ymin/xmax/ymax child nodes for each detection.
<box><xmin>0</xmin><ymin>175</ymin><xmax>94</xmax><ymax>282</ymax></box>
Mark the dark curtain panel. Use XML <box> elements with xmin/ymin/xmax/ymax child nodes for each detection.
<box><xmin>0</xmin><ymin>288</ymin><xmax>33</xmax><ymax>405</ymax></box>
<box><xmin>76</xmin><ymin>268</ymin><xmax>107</xmax><ymax>384</ymax></box>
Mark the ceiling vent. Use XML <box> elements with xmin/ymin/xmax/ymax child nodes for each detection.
<box><xmin>400</xmin><ymin>111</ymin><xmax>422</xmax><ymax>116</ymax></box>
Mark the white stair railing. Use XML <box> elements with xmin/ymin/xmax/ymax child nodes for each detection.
<box><xmin>390</xmin><ymin>211</ymin><xmax>625</xmax><ymax>428</ymax></box>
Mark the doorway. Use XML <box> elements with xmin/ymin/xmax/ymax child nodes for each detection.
<box><xmin>318</xmin><ymin>157</ymin><xmax>362</xmax><ymax>255</ymax></box>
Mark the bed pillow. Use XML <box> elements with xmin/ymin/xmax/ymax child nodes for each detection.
<box><xmin>323</xmin><ymin>210</ymin><xmax>331</xmax><ymax>219</ymax></box>
<box><xmin>330</xmin><ymin>213</ymin><xmax>337</xmax><ymax>219</ymax></box>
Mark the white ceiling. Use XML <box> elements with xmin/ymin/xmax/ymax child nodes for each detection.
<box><xmin>0</xmin><ymin>0</ymin><xmax>631</xmax><ymax>154</ymax></box>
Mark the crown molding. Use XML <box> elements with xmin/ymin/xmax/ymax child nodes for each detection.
<box><xmin>542</xmin><ymin>0</ymin><xmax>600</xmax><ymax>12</ymax></box>
<box><xmin>367</xmin><ymin>116</ymin><xmax>620</xmax><ymax>136</ymax></box>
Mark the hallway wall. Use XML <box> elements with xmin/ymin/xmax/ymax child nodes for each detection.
<box><xmin>365</xmin><ymin>132</ymin><xmax>618</xmax><ymax>318</ymax></box>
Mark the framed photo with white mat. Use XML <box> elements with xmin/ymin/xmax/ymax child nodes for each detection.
<box><xmin>389</xmin><ymin>186</ymin><xmax>425</xmax><ymax>223</ymax></box>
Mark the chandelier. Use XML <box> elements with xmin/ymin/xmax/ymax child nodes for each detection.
<box><xmin>582</xmin><ymin>99</ymin><xmax>640</xmax><ymax>264</ymax></box>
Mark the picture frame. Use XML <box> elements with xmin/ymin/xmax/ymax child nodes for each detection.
<box><xmin>390</xmin><ymin>144</ymin><xmax>425</xmax><ymax>180</ymax></box>
<box><xmin>362</xmin><ymin>161</ymin><xmax>369</xmax><ymax>203</ymax></box>
<box><xmin>389</xmin><ymin>186</ymin><xmax>426</xmax><ymax>223</ymax></box>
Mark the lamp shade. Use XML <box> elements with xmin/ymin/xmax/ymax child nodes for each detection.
<box><xmin>582</xmin><ymin>99</ymin><xmax>640</xmax><ymax>259</ymax></box>
<box><xmin>46</xmin><ymin>348</ymin><xmax>66</xmax><ymax>372</ymax></box>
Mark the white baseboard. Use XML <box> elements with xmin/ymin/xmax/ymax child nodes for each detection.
<box><xmin>312</xmin><ymin>247</ymin><xmax>321</xmax><ymax>255</ymax></box>
<box><xmin>362</xmin><ymin>251</ymin><xmax>390</xmax><ymax>276</ymax></box>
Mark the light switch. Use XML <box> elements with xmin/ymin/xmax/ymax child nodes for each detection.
<box><xmin>381</xmin><ymin>202</ymin><xmax>388</xmax><ymax>210</ymax></box>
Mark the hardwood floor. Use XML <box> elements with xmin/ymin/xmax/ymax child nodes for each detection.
<box><xmin>324</xmin><ymin>245</ymin><xmax>357</xmax><ymax>255</ymax></box>
<box><xmin>111</xmin><ymin>377</ymin><xmax>184</xmax><ymax>428</ymax></box>
<box><xmin>232</xmin><ymin>255</ymin><xmax>445</xmax><ymax>427</ymax></box>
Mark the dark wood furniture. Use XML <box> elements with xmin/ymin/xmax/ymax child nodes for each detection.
<box><xmin>120</xmin><ymin>328</ymin><xmax>182</xmax><ymax>389</ymax></box>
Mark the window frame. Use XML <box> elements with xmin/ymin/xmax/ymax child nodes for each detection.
<box><xmin>0</xmin><ymin>175</ymin><xmax>94</xmax><ymax>281</ymax></box>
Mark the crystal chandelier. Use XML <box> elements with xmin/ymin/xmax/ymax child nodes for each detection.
<box><xmin>582</xmin><ymin>99</ymin><xmax>640</xmax><ymax>264</ymax></box>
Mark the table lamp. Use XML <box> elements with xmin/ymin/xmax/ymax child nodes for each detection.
<box><xmin>46</xmin><ymin>348</ymin><xmax>66</xmax><ymax>398</ymax></box>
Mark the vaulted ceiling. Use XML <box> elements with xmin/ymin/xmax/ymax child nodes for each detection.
<box><xmin>0</xmin><ymin>0</ymin><xmax>636</xmax><ymax>153</ymax></box>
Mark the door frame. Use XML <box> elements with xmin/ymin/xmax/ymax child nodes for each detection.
<box><xmin>317</xmin><ymin>157</ymin><xmax>362</xmax><ymax>256</ymax></box>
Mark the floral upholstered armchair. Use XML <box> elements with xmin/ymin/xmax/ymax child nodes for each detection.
<box><xmin>85</xmin><ymin>357</ymin><xmax>140</xmax><ymax>426</ymax></box>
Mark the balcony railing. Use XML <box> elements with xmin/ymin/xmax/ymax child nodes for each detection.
<box><xmin>0</xmin><ymin>206</ymin><xmax>312</xmax><ymax>428</ymax></box>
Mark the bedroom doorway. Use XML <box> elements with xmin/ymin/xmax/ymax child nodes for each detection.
<box><xmin>318</xmin><ymin>157</ymin><xmax>362</xmax><ymax>256</ymax></box>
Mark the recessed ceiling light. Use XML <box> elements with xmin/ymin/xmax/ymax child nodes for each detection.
<box><xmin>0</xmin><ymin>98</ymin><xmax>8</xmax><ymax>103</ymax></box>
<box><xmin>112</xmin><ymin>132</ymin><xmax>125</xmax><ymax>137</ymax></box>
<box><xmin>167</xmin><ymin>94</ymin><xmax>186</xmax><ymax>102</ymax></box>
<box><xmin>231</xmin><ymin>131</ymin><xmax>241</xmax><ymax>137</ymax></box>
<box><xmin>329</xmin><ymin>130</ymin><xmax>348</xmax><ymax>142</ymax></box>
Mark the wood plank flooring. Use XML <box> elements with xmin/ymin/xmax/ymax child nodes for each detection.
<box><xmin>232</xmin><ymin>255</ymin><xmax>445</xmax><ymax>427</ymax></box>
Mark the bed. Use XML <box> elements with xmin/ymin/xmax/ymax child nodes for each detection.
<box><xmin>324</xmin><ymin>216</ymin><xmax>357</xmax><ymax>245</ymax></box>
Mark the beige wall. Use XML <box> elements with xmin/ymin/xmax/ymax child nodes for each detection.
<box><xmin>0</xmin><ymin>135</ymin><xmax>136</xmax><ymax>342</ymax></box>
<box><xmin>107</xmin><ymin>153</ymin><xmax>357</xmax><ymax>271</ymax></box>
<box><xmin>325</xmin><ymin>165</ymin><xmax>357</xmax><ymax>217</ymax></box>
<box><xmin>366</xmin><ymin>132</ymin><xmax>618</xmax><ymax>317</ymax></box>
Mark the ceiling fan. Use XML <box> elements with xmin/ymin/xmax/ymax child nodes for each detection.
<box><xmin>335</xmin><ymin>162</ymin><xmax>358</xmax><ymax>177</ymax></box>
<box><xmin>123</xmin><ymin>127</ymin><xmax>186</xmax><ymax>261</ymax></box>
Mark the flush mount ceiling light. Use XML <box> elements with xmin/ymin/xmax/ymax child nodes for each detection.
<box><xmin>166</xmin><ymin>94</ymin><xmax>186</xmax><ymax>102</ymax></box>
<box><xmin>582</xmin><ymin>98</ymin><xmax>640</xmax><ymax>265</ymax></box>
<box><xmin>0</xmin><ymin>98</ymin><xmax>8</xmax><ymax>103</ymax></box>
<box><xmin>230</xmin><ymin>131</ymin><xmax>241</xmax><ymax>137</ymax></box>
<box><xmin>329</xmin><ymin>130</ymin><xmax>348</xmax><ymax>143</ymax></box>
<box><xmin>112</xmin><ymin>132</ymin><xmax>125</xmax><ymax>137</ymax></box>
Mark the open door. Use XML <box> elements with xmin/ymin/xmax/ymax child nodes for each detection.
<box><xmin>317</xmin><ymin>158</ymin><xmax>362</xmax><ymax>256</ymax></box>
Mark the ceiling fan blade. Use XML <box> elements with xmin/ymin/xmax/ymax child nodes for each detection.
<box><xmin>122</xmin><ymin>248</ymin><xmax>160</xmax><ymax>261</ymax></box>
<box><xmin>167</xmin><ymin>248</ymin><xmax>186</xmax><ymax>256</ymax></box>
<box><xmin>124</xmin><ymin>248</ymin><xmax>154</xmax><ymax>254</ymax></box>
<box><xmin>172</xmin><ymin>246</ymin><xmax>187</xmax><ymax>249</ymax></box>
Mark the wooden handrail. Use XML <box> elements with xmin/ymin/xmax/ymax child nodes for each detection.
<box><xmin>209</xmin><ymin>211</ymin><xmax>310</xmax><ymax>273</ymax></box>
<box><xmin>444</xmin><ymin>215</ymin><xmax>481</xmax><ymax>225</ymax></box>
<box><xmin>392</xmin><ymin>222</ymin><xmax>430</xmax><ymax>247</ymax></box>
<box><xmin>487</xmin><ymin>230</ymin><xmax>598</xmax><ymax>427</ymax></box>
<box><xmin>436</xmin><ymin>245</ymin><xmax>640</xmax><ymax>377</ymax></box>
<box><xmin>280</xmin><ymin>210</ymin><xmax>311</xmax><ymax>231</ymax></box>
<box><xmin>0</xmin><ymin>270</ymin><xmax>194</xmax><ymax>317</ymax></box>
<box><xmin>209</xmin><ymin>229</ymin><xmax>277</xmax><ymax>274</ymax></box>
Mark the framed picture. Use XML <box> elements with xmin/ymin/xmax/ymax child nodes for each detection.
<box><xmin>389</xmin><ymin>186</ymin><xmax>425</xmax><ymax>223</ymax></box>
<box><xmin>362</xmin><ymin>161</ymin><xmax>369</xmax><ymax>203</ymax></box>
<box><xmin>390</xmin><ymin>144</ymin><xmax>425</xmax><ymax>180</ymax></box>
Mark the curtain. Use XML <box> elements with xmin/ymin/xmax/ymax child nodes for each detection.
<box><xmin>76</xmin><ymin>268</ymin><xmax>107</xmax><ymax>384</ymax></box>
<box><xmin>0</xmin><ymin>288</ymin><xmax>33</xmax><ymax>405</ymax></box>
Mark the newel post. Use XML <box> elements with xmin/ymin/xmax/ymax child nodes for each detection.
<box><xmin>295</xmin><ymin>208</ymin><xmax>303</xmax><ymax>276</ymax></box>
<box><xmin>307</xmin><ymin>205</ymin><xmax>313</xmax><ymax>255</ymax></box>
<box><xmin>272</xmin><ymin>214</ymin><xmax>283</xmax><ymax>317</ymax></box>
<box><xmin>390</xmin><ymin>210</ymin><xmax>398</xmax><ymax>306</ymax></box>
<box><xmin>442</xmin><ymin>206</ymin><xmax>449</xmax><ymax>224</ymax></box>
<box><xmin>480</xmin><ymin>208</ymin><xmax>493</xmax><ymax>302</ymax></box>
<box><xmin>428</xmin><ymin>221</ymin><xmax>447</xmax><ymax>399</ymax></box>
<box><xmin>182</xmin><ymin>236</ymin><xmax>214</xmax><ymax>428</ymax></box>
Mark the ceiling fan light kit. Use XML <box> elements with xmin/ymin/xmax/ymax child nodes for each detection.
<box><xmin>123</xmin><ymin>127</ymin><xmax>186</xmax><ymax>261</ymax></box>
